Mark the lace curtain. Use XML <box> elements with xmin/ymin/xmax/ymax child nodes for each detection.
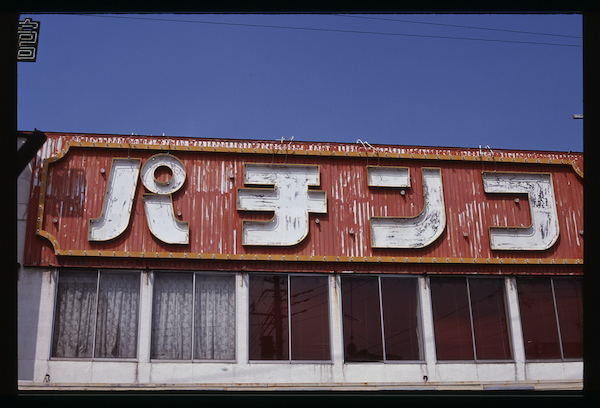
<box><xmin>52</xmin><ymin>271</ymin><xmax>140</xmax><ymax>359</ymax></box>
<box><xmin>94</xmin><ymin>273</ymin><xmax>140</xmax><ymax>358</ymax></box>
<box><xmin>151</xmin><ymin>273</ymin><xmax>235</xmax><ymax>360</ymax></box>
<box><xmin>194</xmin><ymin>275</ymin><xmax>236</xmax><ymax>360</ymax></box>
<box><xmin>151</xmin><ymin>274</ymin><xmax>193</xmax><ymax>359</ymax></box>
<box><xmin>52</xmin><ymin>272</ymin><xmax>97</xmax><ymax>358</ymax></box>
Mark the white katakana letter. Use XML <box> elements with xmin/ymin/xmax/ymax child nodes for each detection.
<box><xmin>140</xmin><ymin>154</ymin><xmax>189</xmax><ymax>245</ymax></box>
<box><xmin>237</xmin><ymin>164</ymin><xmax>327</xmax><ymax>246</ymax></box>
<box><xmin>482</xmin><ymin>172</ymin><xmax>559</xmax><ymax>251</ymax></box>
<box><xmin>370</xmin><ymin>167</ymin><xmax>446</xmax><ymax>248</ymax></box>
<box><xmin>89</xmin><ymin>158</ymin><xmax>141</xmax><ymax>241</ymax></box>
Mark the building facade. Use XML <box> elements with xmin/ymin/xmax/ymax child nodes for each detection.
<box><xmin>17</xmin><ymin>133</ymin><xmax>583</xmax><ymax>391</ymax></box>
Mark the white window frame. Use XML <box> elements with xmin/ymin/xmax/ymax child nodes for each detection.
<box><xmin>247</xmin><ymin>272</ymin><xmax>333</xmax><ymax>363</ymax></box>
<box><xmin>149</xmin><ymin>270</ymin><xmax>238</xmax><ymax>363</ymax></box>
<box><xmin>429</xmin><ymin>276</ymin><xmax>514</xmax><ymax>364</ymax></box>
<box><xmin>50</xmin><ymin>268</ymin><xmax>142</xmax><ymax>362</ymax></box>
<box><xmin>516</xmin><ymin>276</ymin><xmax>583</xmax><ymax>362</ymax></box>
<box><xmin>340</xmin><ymin>274</ymin><xmax>425</xmax><ymax>364</ymax></box>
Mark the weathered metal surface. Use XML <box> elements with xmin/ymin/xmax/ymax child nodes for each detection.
<box><xmin>23</xmin><ymin>133</ymin><xmax>583</xmax><ymax>274</ymax></box>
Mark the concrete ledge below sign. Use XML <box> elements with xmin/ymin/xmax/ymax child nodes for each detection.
<box><xmin>18</xmin><ymin>380</ymin><xmax>582</xmax><ymax>392</ymax></box>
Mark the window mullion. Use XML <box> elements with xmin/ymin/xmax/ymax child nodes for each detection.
<box><xmin>416</xmin><ymin>277</ymin><xmax>426</xmax><ymax>361</ymax></box>
<box><xmin>378</xmin><ymin>276</ymin><xmax>386</xmax><ymax>362</ymax></box>
<box><xmin>466</xmin><ymin>277</ymin><xmax>477</xmax><ymax>361</ymax></box>
<box><xmin>287</xmin><ymin>275</ymin><xmax>292</xmax><ymax>362</ymax></box>
<box><xmin>550</xmin><ymin>278</ymin><xmax>565</xmax><ymax>360</ymax></box>
<box><xmin>192</xmin><ymin>273</ymin><xmax>196</xmax><ymax>361</ymax></box>
<box><xmin>49</xmin><ymin>269</ymin><xmax>60</xmax><ymax>360</ymax></box>
<box><xmin>92</xmin><ymin>269</ymin><xmax>100</xmax><ymax>359</ymax></box>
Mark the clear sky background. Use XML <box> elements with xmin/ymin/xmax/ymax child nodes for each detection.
<box><xmin>17</xmin><ymin>13</ymin><xmax>583</xmax><ymax>152</ymax></box>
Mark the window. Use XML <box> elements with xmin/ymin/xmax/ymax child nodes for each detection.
<box><xmin>151</xmin><ymin>273</ymin><xmax>235</xmax><ymax>360</ymax></box>
<box><xmin>52</xmin><ymin>270</ymin><xmax>140</xmax><ymax>359</ymax></box>
<box><xmin>517</xmin><ymin>277</ymin><xmax>583</xmax><ymax>360</ymax></box>
<box><xmin>430</xmin><ymin>277</ymin><xmax>512</xmax><ymax>361</ymax></box>
<box><xmin>249</xmin><ymin>274</ymin><xmax>330</xmax><ymax>361</ymax></box>
<box><xmin>341</xmin><ymin>276</ymin><xmax>422</xmax><ymax>362</ymax></box>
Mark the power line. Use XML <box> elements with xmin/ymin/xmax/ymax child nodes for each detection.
<box><xmin>334</xmin><ymin>14</ymin><xmax>582</xmax><ymax>39</ymax></box>
<box><xmin>80</xmin><ymin>14</ymin><xmax>582</xmax><ymax>48</ymax></box>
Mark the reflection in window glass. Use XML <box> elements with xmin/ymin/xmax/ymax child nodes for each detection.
<box><xmin>518</xmin><ymin>277</ymin><xmax>583</xmax><ymax>360</ymax></box>
<box><xmin>249</xmin><ymin>274</ymin><xmax>289</xmax><ymax>360</ymax></box>
<box><xmin>431</xmin><ymin>277</ymin><xmax>511</xmax><ymax>361</ymax></box>
<box><xmin>469</xmin><ymin>279</ymin><xmax>511</xmax><ymax>360</ymax></box>
<box><xmin>553</xmin><ymin>278</ymin><xmax>583</xmax><ymax>359</ymax></box>
<box><xmin>381</xmin><ymin>277</ymin><xmax>421</xmax><ymax>361</ymax></box>
<box><xmin>341</xmin><ymin>276</ymin><xmax>422</xmax><ymax>362</ymax></box>
<box><xmin>517</xmin><ymin>278</ymin><xmax>562</xmax><ymax>359</ymax></box>
<box><xmin>290</xmin><ymin>276</ymin><xmax>331</xmax><ymax>360</ymax></box>
<box><xmin>341</xmin><ymin>276</ymin><xmax>383</xmax><ymax>362</ymax></box>
<box><xmin>430</xmin><ymin>277</ymin><xmax>474</xmax><ymax>360</ymax></box>
<box><xmin>249</xmin><ymin>274</ymin><xmax>331</xmax><ymax>361</ymax></box>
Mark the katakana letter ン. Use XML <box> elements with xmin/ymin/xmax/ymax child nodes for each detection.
<box><xmin>369</xmin><ymin>167</ymin><xmax>446</xmax><ymax>248</ymax></box>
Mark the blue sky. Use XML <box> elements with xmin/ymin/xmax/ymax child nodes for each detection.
<box><xmin>17</xmin><ymin>14</ymin><xmax>583</xmax><ymax>152</ymax></box>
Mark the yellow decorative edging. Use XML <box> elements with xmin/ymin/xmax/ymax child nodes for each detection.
<box><xmin>47</xmin><ymin>247</ymin><xmax>583</xmax><ymax>265</ymax></box>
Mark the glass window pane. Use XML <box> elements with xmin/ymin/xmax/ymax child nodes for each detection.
<box><xmin>194</xmin><ymin>274</ymin><xmax>236</xmax><ymax>360</ymax></box>
<box><xmin>469</xmin><ymin>278</ymin><xmax>512</xmax><ymax>360</ymax></box>
<box><xmin>52</xmin><ymin>271</ymin><xmax>98</xmax><ymax>358</ymax></box>
<box><xmin>290</xmin><ymin>276</ymin><xmax>330</xmax><ymax>360</ymax></box>
<box><xmin>94</xmin><ymin>272</ymin><xmax>140</xmax><ymax>358</ymax></box>
<box><xmin>553</xmin><ymin>278</ymin><xmax>583</xmax><ymax>359</ymax></box>
<box><xmin>151</xmin><ymin>273</ymin><xmax>193</xmax><ymax>360</ymax></box>
<box><xmin>381</xmin><ymin>277</ymin><xmax>421</xmax><ymax>361</ymax></box>
<box><xmin>341</xmin><ymin>276</ymin><xmax>383</xmax><ymax>362</ymax></box>
<box><xmin>249</xmin><ymin>274</ymin><xmax>289</xmax><ymax>360</ymax></box>
<box><xmin>517</xmin><ymin>278</ymin><xmax>561</xmax><ymax>360</ymax></box>
<box><xmin>430</xmin><ymin>277</ymin><xmax>474</xmax><ymax>360</ymax></box>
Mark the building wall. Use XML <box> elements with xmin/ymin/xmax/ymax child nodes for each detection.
<box><xmin>17</xmin><ymin>267</ymin><xmax>582</xmax><ymax>391</ymax></box>
<box><xmin>17</xmin><ymin>133</ymin><xmax>583</xmax><ymax>391</ymax></box>
<box><xmin>17</xmin><ymin>138</ymin><xmax>35</xmax><ymax>382</ymax></box>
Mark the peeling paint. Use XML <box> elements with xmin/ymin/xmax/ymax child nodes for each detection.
<box><xmin>483</xmin><ymin>172</ymin><xmax>560</xmax><ymax>251</ymax></box>
<box><xmin>88</xmin><ymin>158</ymin><xmax>140</xmax><ymax>241</ymax></box>
<box><xmin>238</xmin><ymin>164</ymin><xmax>327</xmax><ymax>246</ymax></box>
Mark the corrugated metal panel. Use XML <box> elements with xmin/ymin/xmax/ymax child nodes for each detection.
<box><xmin>23</xmin><ymin>132</ymin><xmax>583</xmax><ymax>276</ymax></box>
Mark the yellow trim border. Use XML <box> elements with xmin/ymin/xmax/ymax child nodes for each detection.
<box><xmin>58</xmin><ymin>140</ymin><xmax>584</xmax><ymax>177</ymax></box>
<box><xmin>48</xmin><ymin>248</ymin><xmax>583</xmax><ymax>265</ymax></box>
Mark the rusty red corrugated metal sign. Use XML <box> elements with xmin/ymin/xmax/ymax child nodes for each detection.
<box><xmin>23</xmin><ymin>133</ymin><xmax>583</xmax><ymax>276</ymax></box>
